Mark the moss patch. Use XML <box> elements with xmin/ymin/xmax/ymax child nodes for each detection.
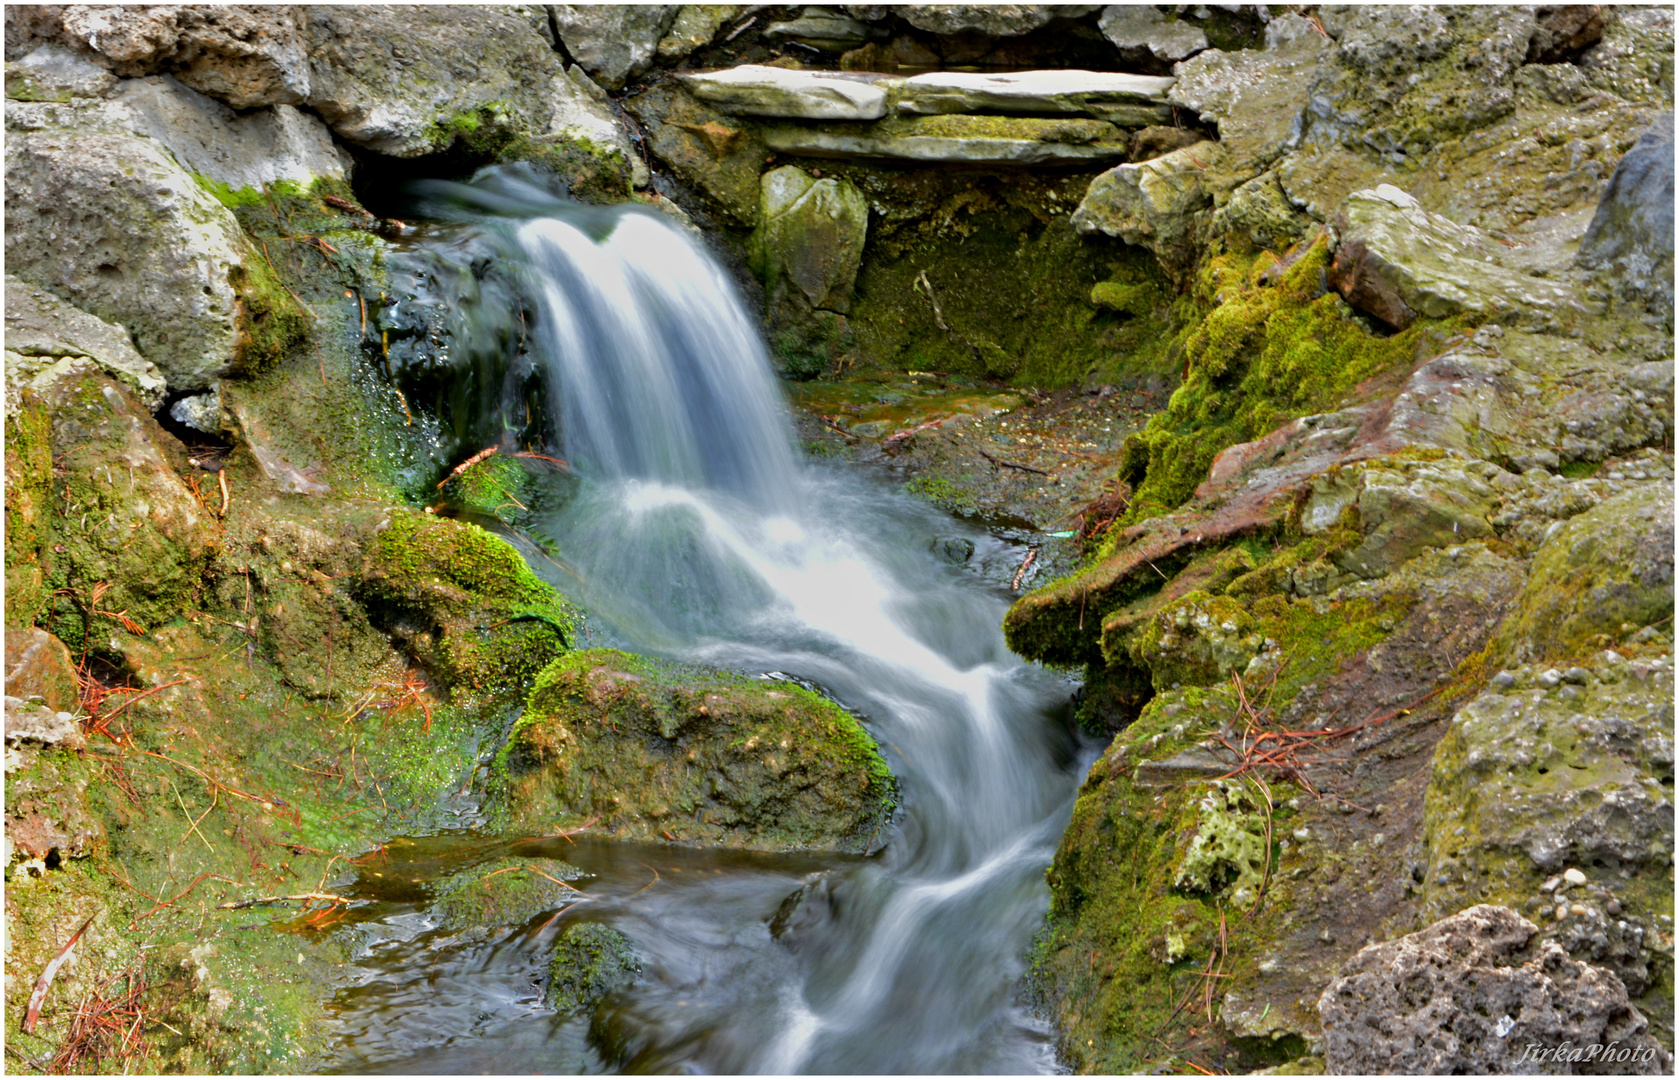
<box><xmin>548</xmin><ymin>923</ymin><xmax>641</xmax><ymax>1012</ymax></box>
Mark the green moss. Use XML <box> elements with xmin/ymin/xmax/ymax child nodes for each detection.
<box><xmin>493</xmin><ymin>649</ymin><xmax>896</xmax><ymax>853</ymax></box>
<box><xmin>903</xmin><ymin>475</ymin><xmax>976</xmax><ymax>513</ymax></box>
<box><xmin>1110</xmin><ymin>236</ymin><xmax>1470</xmax><ymax>531</ymax></box>
<box><xmin>548</xmin><ymin>923</ymin><xmax>641</xmax><ymax>1012</ymax></box>
<box><xmin>4</xmin><ymin>396</ymin><xmax>55</xmax><ymax>629</ymax></box>
<box><xmin>1174</xmin><ymin>781</ymin><xmax>1270</xmax><ymax>909</ymax></box>
<box><xmin>435</xmin><ymin>856</ymin><xmax>584</xmax><ymax>926</ymax></box>
<box><xmin>230</xmin><ymin>240</ymin><xmax>310</xmax><ymax>377</ymax></box>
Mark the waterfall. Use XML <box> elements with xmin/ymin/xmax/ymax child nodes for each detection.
<box><xmin>333</xmin><ymin>173</ymin><xmax>1089</xmax><ymax>1074</ymax></box>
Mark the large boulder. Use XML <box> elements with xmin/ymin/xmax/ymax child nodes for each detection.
<box><xmin>494</xmin><ymin>649</ymin><xmax>896</xmax><ymax>853</ymax></box>
<box><xmin>51</xmin><ymin>4</ymin><xmax>310</xmax><ymax>108</ymax></box>
<box><xmin>748</xmin><ymin>165</ymin><xmax>867</xmax><ymax>375</ymax></box>
<box><xmin>1071</xmin><ymin>141</ymin><xmax>1218</xmax><ymax>279</ymax></box>
<box><xmin>4</xmin><ymin>275</ymin><xmax>165</xmax><ymax>413</ymax></box>
<box><xmin>5</xmin><ymin>126</ymin><xmax>304</xmax><ymax>392</ymax></box>
<box><xmin>1576</xmin><ymin>112</ymin><xmax>1674</xmax><ymax>319</ymax></box>
<box><xmin>1319</xmin><ymin>905</ymin><xmax>1668</xmax><ymax>1074</ymax></box>
<box><xmin>1098</xmin><ymin>5</ymin><xmax>1207</xmax><ymax>63</ymax></box>
<box><xmin>550</xmin><ymin>4</ymin><xmax>678</xmax><ymax>90</ymax></box>
<box><xmin>1329</xmin><ymin>185</ymin><xmax>1590</xmax><ymax>330</ymax></box>
<box><xmin>302</xmin><ymin>5</ymin><xmax>565</xmax><ymax>157</ymax></box>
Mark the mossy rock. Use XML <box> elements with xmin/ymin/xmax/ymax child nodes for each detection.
<box><xmin>356</xmin><ymin>510</ymin><xmax>578</xmax><ymax>711</ymax></box>
<box><xmin>4</xmin><ymin>396</ymin><xmax>55</xmax><ymax>629</ymax></box>
<box><xmin>434</xmin><ymin>856</ymin><xmax>585</xmax><ymax>927</ymax></box>
<box><xmin>492</xmin><ymin>649</ymin><xmax>896</xmax><ymax>853</ymax></box>
<box><xmin>548</xmin><ymin>923</ymin><xmax>640</xmax><ymax>1012</ymax></box>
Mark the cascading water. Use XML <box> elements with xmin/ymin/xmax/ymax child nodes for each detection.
<box><xmin>324</xmin><ymin>173</ymin><xmax>1095</xmax><ymax>1073</ymax></box>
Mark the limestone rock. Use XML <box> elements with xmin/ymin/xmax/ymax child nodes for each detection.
<box><xmin>656</xmin><ymin>5</ymin><xmax>742</xmax><ymax>62</ymax></box>
<box><xmin>3</xmin><ymin>628</ymin><xmax>80</xmax><ymax>716</ymax></box>
<box><xmin>543</xmin><ymin>64</ymin><xmax>650</xmax><ymax>190</ymax></box>
<box><xmin>1319</xmin><ymin>905</ymin><xmax>1668</xmax><ymax>1074</ymax></box>
<box><xmin>1576</xmin><ymin>113</ymin><xmax>1673</xmax><ymax>318</ymax></box>
<box><xmin>55</xmin><ymin>4</ymin><xmax>310</xmax><ymax>108</ymax></box>
<box><xmin>550</xmin><ymin>4</ymin><xmax>678</xmax><ymax>89</ymax></box>
<box><xmin>764</xmin><ymin>10</ymin><xmax>873</xmax><ymax>52</ymax></box>
<box><xmin>1527</xmin><ymin>4</ymin><xmax>1608</xmax><ymax>64</ymax></box>
<box><xmin>878</xmin><ymin>5</ymin><xmax>1095</xmax><ymax>38</ymax></box>
<box><xmin>1071</xmin><ymin>141</ymin><xmax>1218</xmax><ymax>278</ymax></box>
<box><xmin>2</xmin><ymin>700</ymin><xmax>84</xmax><ymax>751</ymax></box>
<box><xmin>896</xmin><ymin>69</ymin><xmax>1174</xmax><ymax>126</ymax></box>
<box><xmin>625</xmin><ymin>81</ymin><xmax>766</xmax><ymax>225</ymax></box>
<box><xmin>1301</xmin><ymin>458</ymin><xmax>1496</xmax><ymax>579</ymax></box>
<box><xmin>679</xmin><ymin>65</ymin><xmax>890</xmax><ymax>121</ymax></box>
<box><xmin>1578</xmin><ymin>7</ymin><xmax>1674</xmax><ymax>104</ymax></box>
<box><xmin>116</xmin><ymin>74</ymin><xmax>349</xmax><ymax>192</ymax></box>
<box><xmin>763</xmin><ymin>113</ymin><xmax>1131</xmax><ymax>165</ymax></box>
<box><xmin>1329</xmin><ymin>185</ymin><xmax>1590</xmax><ymax>330</ymax></box>
<box><xmin>4</xmin><ymin>275</ymin><xmax>165</xmax><ymax>413</ymax></box>
<box><xmin>169</xmin><ymin>390</ymin><xmax>222</xmax><ymax>435</ymax></box>
<box><xmin>750</xmin><ymin>166</ymin><xmax>867</xmax><ymax>315</ymax></box>
<box><xmin>1098</xmin><ymin>5</ymin><xmax>1208</xmax><ymax>62</ymax></box>
<box><xmin>5</xmin><ymin>127</ymin><xmax>283</xmax><ymax>392</ymax></box>
<box><xmin>1498</xmin><ymin>485</ymin><xmax>1673</xmax><ymax>663</ymax></box>
<box><xmin>494</xmin><ymin>649</ymin><xmax>896</xmax><ymax>853</ymax></box>
<box><xmin>303</xmin><ymin>5</ymin><xmax>564</xmax><ymax>157</ymax></box>
<box><xmin>4</xmin><ymin>42</ymin><xmax>117</xmax><ymax>100</ymax></box>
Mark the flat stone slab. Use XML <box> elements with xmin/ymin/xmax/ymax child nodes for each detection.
<box><xmin>679</xmin><ymin>65</ymin><xmax>890</xmax><ymax>120</ymax></box>
<box><xmin>897</xmin><ymin>69</ymin><xmax>1174</xmax><ymax>125</ymax></box>
<box><xmin>763</xmin><ymin>114</ymin><xmax>1130</xmax><ymax>164</ymax></box>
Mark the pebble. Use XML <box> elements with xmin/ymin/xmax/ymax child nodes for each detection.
<box><xmin>1540</xmin><ymin>875</ymin><xmax>1562</xmax><ymax>893</ymax></box>
<box><xmin>1555</xmin><ymin>904</ymin><xmax>1570</xmax><ymax>920</ymax></box>
<box><xmin>1492</xmin><ymin>670</ymin><xmax>1517</xmax><ymax>688</ymax></box>
<box><xmin>1570</xmin><ymin>904</ymin><xmax>1588</xmax><ymax>916</ymax></box>
<box><xmin>1538</xmin><ymin>668</ymin><xmax>1564</xmax><ymax>687</ymax></box>
<box><xmin>1607</xmin><ymin>899</ymin><xmax>1622</xmax><ymax>916</ymax></box>
<box><xmin>1562</xmin><ymin>667</ymin><xmax>1591</xmax><ymax>685</ymax></box>
<box><xmin>1564</xmin><ymin>867</ymin><xmax>1587</xmax><ymax>885</ymax></box>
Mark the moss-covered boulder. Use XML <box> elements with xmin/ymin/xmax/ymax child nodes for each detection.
<box><xmin>548</xmin><ymin>922</ymin><xmax>641</xmax><ymax>1012</ymax></box>
<box><xmin>356</xmin><ymin>510</ymin><xmax>578</xmax><ymax>711</ymax></box>
<box><xmin>434</xmin><ymin>856</ymin><xmax>586</xmax><ymax>927</ymax></box>
<box><xmin>749</xmin><ymin>165</ymin><xmax>868</xmax><ymax>376</ymax></box>
<box><xmin>494</xmin><ymin>649</ymin><xmax>895</xmax><ymax>853</ymax></box>
<box><xmin>1497</xmin><ymin>485</ymin><xmax>1673</xmax><ymax>664</ymax></box>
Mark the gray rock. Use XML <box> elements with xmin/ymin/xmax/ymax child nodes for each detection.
<box><xmin>6</xmin><ymin>128</ymin><xmax>254</xmax><ymax>392</ymax></box>
<box><xmin>116</xmin><ymin>75</ymin><xmax>349</xmax><ymax>192</ymax></box>
<box><xmin>763</xmin><ymin>113</ymin><xmax>1131</xmax><ymax>165</ymax></box>
<box><xmin>1329</xmin><ymin>185</ymin><xmax>1591</xmax><ymax>330</ymax></box>
<box><xmin>3</xmin><ymin>699</ymin><xmax>85</xmax><ymax>751</ymax></box>
<box><xmin>544</xmin><ymin>64</ymin><xmax>650</xmax><ymax>189</ymax></box>
<box><xmin>750</xmin><ymin>165</ymin><xmax>867</xmax><ymax>315</ymax></box>
<box><xmin>886</xmin><ymin>5</ymin><xmax>1098</xmax><ymax>38</ymax></box>
<box><xmin>1099</xmin><ymin>5</ymin><xmax>1209</xmax><ymax>62</ymax></box>
<box><xmin>896</xmin><ymin>69</ymin><xmax>1174</xmax><ymax>126</ymax></box>
<box><xmin>1300</xmin><ymin>458</ymin><xmax>1496</xmax><ymax>579</ymax></box>
<box><xmin>680</xmin><ymin>65</ymin><xmax>890</xmax><ymax>121</ymax></box>
<box><xmin>1132</xmin><ymin>746</ymin><xmax>1231</xmax><ymax>788</ymax></box>
<box><xmin>1319</xmin><ymin>905</ymin><xmax>1668</xmax><ymax>1074</ymax></box>
<box><xmin>551</xmin><ymin>4</ymin><xmax>679</xmax><ymax>89</ymax></box>
<box><xmin>1576</xmin><ymin>113</ymin><xmax>1673</xmax><ymax>319</ymax></box>
<box><xmin>55</xmin><ymin>4</ymin><xmax>310</xmax><ymax>108</ymax></box>
<box><xmin>5</xmin><ymin>274</ymin><xmax>165</xmax><ymax>412</ymax></box>
<box><xmin>5</xmin><ymin>42</ymin><xmax>118</xmax><ymax>100</ymax></box>
<box><xmin>170</xmin><ymin>389</ymin><xmax>222</xmax><ymax>434</ymax></box>
<box><xmin>1071</xmin><ymin>141</ymin><xmax>1218</xmax><ymax>278</ymax></box>
<box><xmin>657</xmin><ymin>6</ymin><xmax>743</xmax><ymax>62</ymax></box>
<box><xmin>303</xmin><ymin>5</ymin><xmax>565</xmax><ymax>157</ymax></box>
<box><xmin>764</xmin><ymin>10</ymin><xmax>874</xmax><ymax>52</ymax></box>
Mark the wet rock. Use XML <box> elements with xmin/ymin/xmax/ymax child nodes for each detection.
<box><xmin>763</xmin><ymin>113</ymin><xmax>1132</xmax><ymax>165</ymax></box>
<box><xmin>764</xmin><ymin>9</ymin><xmax>874</xmax><ymax>52</ymax></box>
<box><xmin>4</xmin><ymin>725</ymin><xmax>103</xmax><ymax>866</ymax></box>
<box><xmin>543</xmin><ymin>63</ymin><xmax>650</xmax><ymax>190</ymax></box>
<box><xmin>5</xmin><ymin>124</ymin><xmax>302</xmax><ymax>392</ymax></box>
<box><xmin>679</xmin><ymin>64</ymin><xmax>890</xmax><ymax>121</ymax></box>
<box><xmin>625</xmin><ymin>82</ymin><xmax>766</xmax><ymax>225</ymax></box>
<box><xmin>303</xmin><ymin>5</ymin><xmax>565</xmax><ymax>157</ymax></box>
<box><xmin>4</xmin><ymin>275</ymin><xmax>165</xmax><ymax>413</ymax></box>
<box><xmin>895</xmin><ymin>69</ymin><xmax>1174</xmax><ymax>125</ymax></box>
<box><xmin>548</xmin><ymin>923</ymin><xmax>641</xmax><ymax>1011</ymax></box>
<box><xmin>54</xmin><ymin>4</ymin><xmax>309</xmax><ymax>108</ymax></box>
<box><xmin>751</xmin><ymin>165</ymin><xmax>868</xmax><ymax>317</ymax></box>
<box><xmin>1072</xmin><ymin>141</ymin><xmax>1218</xmax><ymax>279</ymax></box>
<box><xmin>2</xmin><ymin>700</ymin><xmax>83</xmax><ymax>751</ymax></box>
<box><xmin>114</xmin><ymin>74</ymin><xmax>349</xmax><ymax>192</ymax></box>
<box><xmin>656</xmin><ymin>6</ymin><xmax>743</xmax><ymax>63</ymax></box>
<box><xmin>1527</xmin><ymin>4</ymin><xmax>1608</xmax><ymax>64</ymax></box>
<box><xmin>1498</xmin><ymin>485</ymin><xmax>1673</xmax><ymax>663</ymax></box>
<box><xmin>1576</xmin><ymin>112</ymin><xmax>1673</xmax><ymax>318</ymax></box>
<box><xmin>1319</xmin><ymin>905</ymin><xmax>1668</xmax><ymax>1074</ymax></box>
<box><xmin>1329</xmin><ymin>185</ymin><xmax>1590</xmax><ymax>330</ymax></box>
<box><xmin>550</xmin><ymin>4</ymin><xmax>678</xmax><ymax>90</ymax></box>
<box><xmin>3</xmin><ymin>628</ymin><xmax>80</xmax><ymax>716</ymax></box>
<box><xmin>434</xmin><ymin>857</ymin><xmax>585</xmax><ymax>927</ymax></box>
<box><xmin>1300</xmin><ymin>458</ymin><xmax>1496</xmax><ymax>579</ymax></box>
<box><xmin>1098</xmin><ymin>5</ymin><xmax>1208</xmax><ymax>63</ymax></box>
<box><xmin>1125</xmin><ymin>590</ymin><xmax>1259</xmax><ymax>692</ymax></box>
<box><xmin>839</xmin><ymin>35</ymin><xmax>941</xmax><ymax>74</ymax></box>
<box><xmin>859</xmin><ymin>5</ymin><xmax>1095</xmax><ymax>38</ymax></box>
<box><xmin>493</xmin><ymin>649</ymin><xmax>896</xmax><ymax>853</ymax></box>
<box><xmin>4</xmin><ymin>42</ymin><xmax>118</xmax><ymax>100</ymax></box>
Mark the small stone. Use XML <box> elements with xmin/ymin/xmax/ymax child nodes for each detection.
<box><xmin>1562</xmin><ymin>667</ymin><xmax>1591</xmax><ymax>685</ymax></box>
<box><xmin>1607</xmin><ymin>899</ymin><xmax>1622</xmax><ymax>916</ymax></box>
<box><xmin>1570</xmin><ymin>903</ymin><xmax>1589</xmax><ymax>916</ymax></box>
<box><xmin>1491</xmin><ymin>670</ymin><xmax>1517</xmax><ymax>688</ymax></box>
<box><xmin>1563</xmin><ymin>867</ymin><xmax>1588</xmax><ymax>885</ymax></box>
<box><xmin>1540</xmin><ymin>875</ymin><xmax>1562</xmax><ymax>893</ymax></box>
<box><xmin>1538</xmin><ymin>668</ymin><xmax>1564</xmax><ymax>687</ymax></box>
<box><xmin>1555</xmin><ymin>904</ymin><xmax>1570</xmax><ymax>920</ymax></box>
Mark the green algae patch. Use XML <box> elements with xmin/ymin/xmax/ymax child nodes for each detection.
<box><xmin>1112</xmin><ymin>236</ymin><xmax>1462</xmax><ymax>529</ymax></box>
<box><xmin>492</xmin><ymin>649</ymin><xmax>896</xmax><ymax>854</ymax></box>
<box><xmin>4</xmin><ymin>395</ymin><xmax>55</xmax><ymax>629</ymax></box>
<box><xmin>357</xmin><ymin>510</ymin><xmax>578</xmax><ymax>712</ymax></box>
<box><xmin>548</xmin><ymin>923</ymin><xmax>641</xmax><ymax>1012</ymax></box>
<box><xmin>434</xmin><ymin>856</ymin><xmax>586</xmax><ymax>927</ymax></box>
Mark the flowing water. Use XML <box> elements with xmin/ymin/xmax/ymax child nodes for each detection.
<box><xmin>323</xmin><ymin>174</ymin><xmax>1095</xmax><ymax>1073</ymax></box>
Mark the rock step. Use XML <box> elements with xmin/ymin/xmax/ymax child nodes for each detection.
<box><xmin>679</xmin><ymin>64</ymin><xmax>1172</xmax><ymax>124</ymax></box>
<box><xmin>762</xmin><ymin>114</ymin><xmax>1131</xmax><ymax>165</ymax></box>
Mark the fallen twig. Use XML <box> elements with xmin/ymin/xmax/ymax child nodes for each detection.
<box><xmin>979</xmin><ymin>448</ymin><xmax>1051</xmax><ymax>476</ymax></box>
<box><xmin>24</xmin><ymin>916</ymin><xmax>93</xmax><ymax>1032</ymax></box>
<box><xmin>882</xmin><ymin>415</ymin><xmax>948</xmax><ymax>449</ymax></box>
<box><xmin>216</xmin><ymin>892</ymin><xmax>353</xmax><ymax>911</ymax></box>
<box><xmin>1011</xmin><ymin>548</ymin><xmax>1038</xmax><ymax>591</ymax></box>
<box><xmin>438</xmin><ymin>446</ymin><xmax>498</xmax><ymax>489</ymax></box>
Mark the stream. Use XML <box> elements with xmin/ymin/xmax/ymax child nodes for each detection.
<box><xmin>321</xmin><ymin>173</ymin><xmax>1096</xmax><ymax>1074</ymax></box>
